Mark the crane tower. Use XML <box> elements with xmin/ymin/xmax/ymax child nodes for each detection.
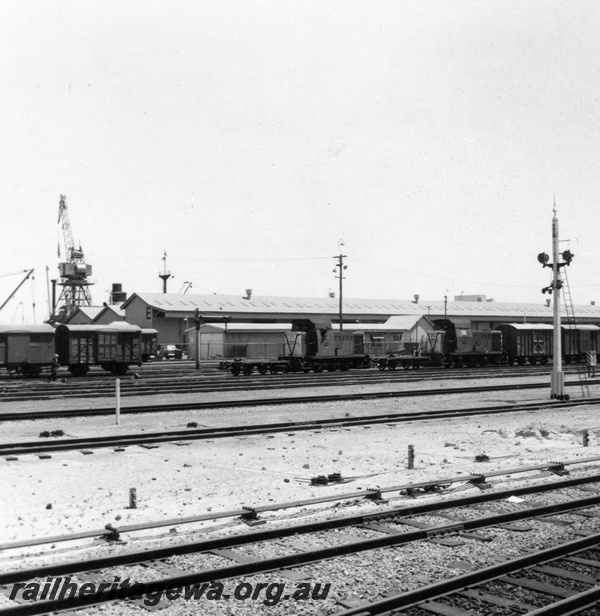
<box><xmin>54</xmin><ymin>194</ymin><xmax>93</xmax><ymax>321</ymax></box>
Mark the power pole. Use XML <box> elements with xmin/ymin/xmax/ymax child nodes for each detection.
<box><xmin>538</xmin><ymin>207</ymin><xmax>574</xmax><ymax>400</ymax></box>
<box><xmin>333</xmin><ymin>249</ymin><xmax>347</xmax><ymax>331</ymax></box>
<box><xmin>194</xmin><ymin>308</ymin><xmax>202</xmax><ymax>370</ymax></box>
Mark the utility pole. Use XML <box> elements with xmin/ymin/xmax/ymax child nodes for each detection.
<box><xmin>538</xmin><ymin>207</ymin><xmax>574</xmax><ymax>400</ymax></box>
<box><xmin>333</xmin><ymin>242</ymin><xmax>347</xmax><ymax>331</ymax></box>
<box><xmin>194</xmin><ymin>308</ymin><xmax>202</xmax><ymax>370</ymax></box>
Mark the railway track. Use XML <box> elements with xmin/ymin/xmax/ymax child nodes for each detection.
<box><xmin>0</xmin><ymin>379</ymin><xmax>597</xmax><ymax>422</ymax></box>
<box><xmin>338</xmin><ymin>534</ymin><xmax>600</xmax><ymax>615</ymax></box>
<box><xmin>0</xmin><ymin>397</ymin><xmax>595</xmax><ymax>457</ymax></box>
<box><xmin>0</xmin><ymin>363</ymin><xmax>590</xmax><ymax>403</ymax></box>
<box><xmin>2</xmin><ymin>459</ymin><xmax>598</xmax><ymax>554</ymax></box>
<box><xmin>2</xmin><ymin>474</ymin><xmax>600</xmax><ymax>615</ymax></box>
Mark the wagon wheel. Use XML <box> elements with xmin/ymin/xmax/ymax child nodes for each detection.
<box><xmin>231</xmin><ymin>365</ymin><xmax>241</xmax><ymax>376</ymax></box>
<box><xmin>387</xmin><ymin>362</ymin><xmax>396</xmax><ymax>371</ymax></box>
<box><xmin>540</xmin><ymin>357</ymin><xmax>549</xmax><ymax>365</ymax></box>
<box><xmin>517</xmin><ymin>357</ymin><xmax>527</xmax><ymax>366</ymax></box>
<box><xmin>21</xmin><ymin>364</ymin><xmax>40</xmax><ymax>378</ymax></box>
<box><xmin>269</xmin><ymin>366</ymin><xmax>279</xmax><ymax>374</ymax></box>
<box><xmin>377</xmin><ymin>361</ymin><xmax>386</xmax><ymax>371</ymax></box>
<box><xmin>313</xmin><ymin>365</ymin><xmax>323</xmax><ymax>373</ymax></box>
<box><xmin>242</xmin><ymin>365</ymin><xmax>254</xmax><ymax>376</ymax></box>
<box><xmin>111</xmin><ymin>364</ymin><xmax>129</xmax><ymax>375</ymax></box>
<box><xmin>257</xmin><ymin>365</ymin><xmax>268</xmax><ymax>375</ymax></box>
<box><xmin>402</xmin><ymin>362</ymin><xmax>410</xmax><ymax>370</ymax></box>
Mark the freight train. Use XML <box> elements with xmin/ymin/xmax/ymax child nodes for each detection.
<box><xmin>425</xmin><ymin>319</ymin><xmax>503</xmax><ymax>368</ymax></box>
<box><xmin>496</xmin><ymin>323</ymin><xmax>600</xmax><ymax>366</ymax></box>
<box><xmin>221</xmin><ymin>318</ymin><xmax>600</xmax><ymax>375</ymax></box>
<box><xmin>0</xmin><ymin>323</ymin><xmax>158</xmax><ymax>377</ymax></box>
<box><xmin>220</xmin><ymin>319</ymin><xmax>370</xmax><ymax>375</ymax></box>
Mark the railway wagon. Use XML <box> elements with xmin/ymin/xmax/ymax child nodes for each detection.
<box><xmin>223</xmin><ymin>318</ymin><xmax>370</xmax><ymax>375</ymax></box>
<box><xmin>140</xmin><ymin>328</ymin><xmax>159</xmax><ymax>362</ymax></box>
<box><xmin>495</xmin><ymin>323</ymin><xmax>554</xmax><ymax>365</ymax></box>
<box><xmin>288</xmin><ymin>319</ymin><xmax>369</xmax><ymax>372</ymax></box>
<box><xmin>0</xmin><ymin>324</ymin><xmax>55</xmax><ymax>377</ymax></box>
<box><xmin>55</xmin><ymin>322</ymin><xmax>143</xmax><ymax>376</ymax></box>
<box><xmin>426</xmin><ymin>319</ymin><xmax>502</xmax><ymax>367</ymax></box>
<box><xmin>562</xmin><ymin>324</ymin><xmax>600</xmax><ymax>363</ymax></box>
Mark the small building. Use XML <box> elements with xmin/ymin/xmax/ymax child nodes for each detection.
<box><xmin>64</xmin><ymin>306</ymin><xmax>104</xmax><ymax>325</ymax></box>
<box><xmin>93</xmin><ymin>304</ymin><xmax>125</xmax><ymax>325</ymax></box>
<box><xmin>340</xmin><ymin>315</ymin><xmax>434</xmax><ymax>356</ymax></box>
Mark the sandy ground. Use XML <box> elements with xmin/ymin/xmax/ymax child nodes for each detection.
<box><xmin>2</xmin><ymin>375</ymin><xmax>600</xmax><ymax>549</ymax></box>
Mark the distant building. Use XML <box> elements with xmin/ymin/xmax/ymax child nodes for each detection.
<box><xmin>120</xmin><ymin>292</ymin><xmax>600</xmax><ymax>346</ymax></box>
<box><xmin>64</xmin><ymin>306</ymin><xmax>104</xmax><ymax>325</ymax></box>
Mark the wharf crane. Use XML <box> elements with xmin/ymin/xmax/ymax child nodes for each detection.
<box><xmin>52</xmin><ymin>194</ymin><xmax>94</xmax><ymax>322</ymax></box>
<box><xmin>0</xmin><ymin>269</ymin><xmax>35</xmax><ymax>313</ymax></box>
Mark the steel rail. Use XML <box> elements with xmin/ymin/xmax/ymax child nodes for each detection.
<box><xmin>524</xmin><ymin>586</ymin><xmax>600</xmax><ymax>615</ymax></box>
<box><xmin>337</xmin><ymin>533</ymin><xmax>600</xmax><ymax>615</ymax></box>
<box><xmin>3</xmin><ymin>485</ymin><xmax>600</xmax><ymax>615</ymax></box>
<box><xmin>0</xmin><ymin>397</ymin><xmax>596</xmax><ymax>456</ymax></box>
<box><xmin>3</xmin><ymin>458</ymin><xmax>599</xmax><ymax>554</ymax></box>
<box><xmin>0</xmin><ymin>366</ymin><xmax>593</xmax><ymax>404</ymax></box>
<box><xmin>2</xmin><ymin>474</ymin><xmax>600</xmax><ymax>587</ymax></box>
<box><xmin>1</xmin><ymin>381</ymin><xmax>598</xmax><ymax>422</ymax></box>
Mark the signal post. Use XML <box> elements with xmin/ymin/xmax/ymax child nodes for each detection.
<box><xmin>538</xmin><ymin>208</ymin><xmax>574</xmax><ymax>400</ymax></box>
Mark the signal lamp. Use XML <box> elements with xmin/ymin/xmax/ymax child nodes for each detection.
<box><xmin>562</xmin><ymin>249</ymin><xmax>574</xmax><ymax>264</ymax></box>
<box><xmin>537</xmin><ymin>252</ymin><xmax>549</xmax><ymax>265</ymax></box>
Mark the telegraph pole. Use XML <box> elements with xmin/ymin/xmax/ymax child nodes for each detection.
<box><xmin>538</xmin><ymin>207</ymin><xmax>574</xmax><ymax>400</ymax></box>
<box><xmin>194</xmin><ymin>308</ymin><xmax>202</xmax><ymax>370</ymax></box>
<box><xmin>333</xmin><ymin>243</ymin><xmax>347</xmax><ymax>331</ymax></box>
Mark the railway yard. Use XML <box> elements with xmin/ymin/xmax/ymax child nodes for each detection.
<box><xmin>0</xmin><ymin>363</ymin><xmax>600</xmax><ymax>615</ymax></box>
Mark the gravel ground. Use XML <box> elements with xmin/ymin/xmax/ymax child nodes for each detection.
<box><xmin>2</xmin><ymin>374</ymin><xmax>600</xmax><ymax>614</ymax></box>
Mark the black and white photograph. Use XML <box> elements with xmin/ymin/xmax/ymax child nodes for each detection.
<box><xmin>3</xmin><ymin>1</ymin><xmax>600</xmax><ymax>614</ymax></box>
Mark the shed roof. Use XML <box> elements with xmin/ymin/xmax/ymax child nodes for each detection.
<box><xmin>93</xmin><ymin>305</ymin><xmax>125</xmax><ymax>321</ymax></box>
<box><xmin>384</xmin><ymin>315</ymin><xmax>433</xmax><ymax>329</ymax></box>
<box><xmin>122</xmin><ymin>293</ymin><xmax>600</xmax><ymax>321</ymax></box>
<box><xmin>64</xmin><ymin>306</ymin><xmax>104</xmax><ymax>322</ymax></box>
<box><xmin>58</xmin><ymin>322</ymin><xmax>141</xmax><ymax>333</ymax></box>
<box><xmin>0</xmin><ymin>324</ymin><xmax>55</xmax><ymax>334</ymax></box>
<box><xmin>497</xmin><ymin>323</ymin><xmax>555</xmax><ymax>330</ymax></box>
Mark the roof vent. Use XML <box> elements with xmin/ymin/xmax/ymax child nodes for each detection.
<box><xmin>412</xmin><ymin>294</ymin><xmax>419</xmax><ymax>304</ymax></box>
<box><xmin>592</xmin><ymin>301</ymin><xmax>596</xmax><ymax>306</ymax></box>
<box><xmin>545</xmin><ymin>299</ymin><xmax>551</xmax><ymax>307</ymax></box>
<box><xmin>243</xmin><ymin>289</ymin><xmax>252</xmax><ymax>300</ymax></box>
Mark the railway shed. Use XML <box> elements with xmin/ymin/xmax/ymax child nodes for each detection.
<box><xmin>120</xmin><ymin>292</ymin><xmax>600</xmax><ymax>348</ymax></box>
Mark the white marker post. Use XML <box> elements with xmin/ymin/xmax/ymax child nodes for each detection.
<box><xmin>116</xmin><ymin>378</ymin><xmax>121</xmax><ymax>425</ymax></box>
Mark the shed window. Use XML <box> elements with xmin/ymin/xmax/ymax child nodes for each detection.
<box><xmin>146</xmin><ymin>307</ymin><xmax>152</xmax><ymax>320</ymax></box>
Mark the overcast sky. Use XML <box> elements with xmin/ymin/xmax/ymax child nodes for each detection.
<box><xmin>1</xmin><ymin>1</ymin><xmax>599</xmax><ymax>322</ymax></box>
